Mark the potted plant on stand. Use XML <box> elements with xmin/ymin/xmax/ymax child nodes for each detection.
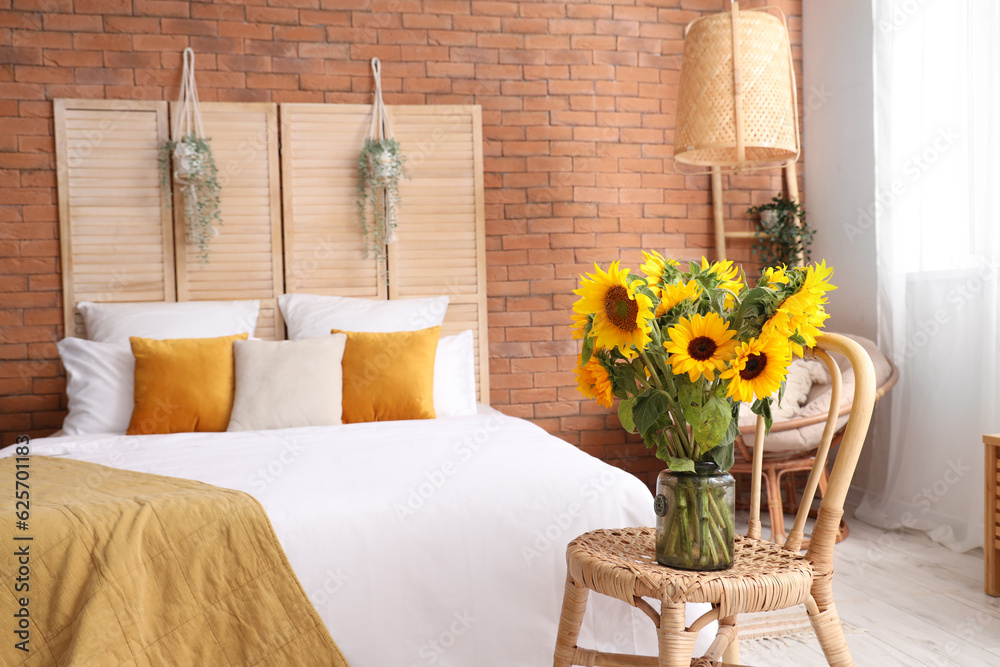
<box><xmin>158</xmin><ymin>48</ymin><xmax>221</xmax><ymax>261</ymax></box>
<box><xmin>572</xmin><ymin>255</ymin><xmax>835</xmax><ymax>570</ymax></box>
<box><xmin>748</xmin><ymin>195</ymin><xmax>813</xmax><ymax>268</ymax></box>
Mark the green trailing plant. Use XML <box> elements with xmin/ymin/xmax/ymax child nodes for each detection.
<box><xmin>747</xmin><ymin>195</ymin><xmax>813</xmax><ymax>268</ymax></box>
<box><xmin>356</xmin><ymin>137</ymin><xmax>405</xmax><ymax>275</ymax></box>
<box><xmin>158</xmin><ymin>135</ymin><xmax>222</xmax><ymax>261</ymax></box>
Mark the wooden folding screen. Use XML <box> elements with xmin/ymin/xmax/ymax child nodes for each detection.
<box><xmin>56</xmin><ymin>100</ymin><xmax>489</xmax><ymax>402</ymax></box>
<box><xmin>281</xmin><ymin>104</ymin><xmax>489</xmax><ymax>402</ymax></box>
<box><xmin>279</xmin><ymin>104</ymin><xmax>384</xmax><ymax>299</ymax></box>
<box><xmin>171</xmin><ymin>102</ymin><xmax>283</xmax><ymax>340</ymax></box>
<box><xmin>388</xmin><ymin>106</ymin><xmax>488</xmax><ymax>400</ymax></box>
<box><xmin>55</xmin><ymin>99</ymin><xmax>174</xmax><ymax>337</ymax></box>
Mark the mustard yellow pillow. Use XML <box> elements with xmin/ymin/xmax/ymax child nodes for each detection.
<box><xmin>127</xmin><ymin>333</ymin><xmax>249</xmax><ymax>435</ymax></box>
<box><xmin>334</xmin><ymin>326</ymin><xmax>440</xmax><ymax>423</ymax></box>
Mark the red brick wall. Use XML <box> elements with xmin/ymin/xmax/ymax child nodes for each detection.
<box><xmin>0</xmin><ymin>0</ymin><xmax>803</xmax><ymax>485</ymax></box>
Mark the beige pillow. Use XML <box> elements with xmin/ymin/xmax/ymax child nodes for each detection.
<box><xmin>227</xmin><ymin>335</ymin><xmax>347</xmax><ymax>432</ymax></box>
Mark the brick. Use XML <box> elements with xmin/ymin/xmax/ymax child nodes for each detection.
<box><xmin>42</xmin><ymin>49</ymin><xmax>102</xmax><ymax>67</ymax></box>
<box><xmin>134</xmin><ymin>0</ymin><xmax>189</xmax><ymax>17</ymax></box>
<box><xmin>42</xmin><ymin>13</ymin><xmax>106</xmax><ymax>32</ymax></box>
<box><xmin>14</xmin><ymin>65</ymin><xmax>73</xmax><ymax>84</ymax></box>
<box><xmin>0</xmin><ymin>46</ymin><xmax>40</xmax><ymax>64</ymax></box>
<box><xmin>246</xmin><ymin>6</ymin><xmax>300</xmax><ymax>24</ymax></box>
<box><xmin>275</xmin><ymin>25</ymin><xmax>326</xmax><ymax>41</ymax></box>
<box><xmin>190</xmin><ymin>3</ymin><xmax>246</xmax><ymax>20</ymax></box>
<box><xmin>0</xmin><ymin>13</ymin><xmax>40</xmax><ymax>30</ymax></box>
<box><xmin>299</xmin><ymin>9</ymin><xmax>350</xmax><ymax>25</ymax></box>
<box><xmin>73</xmin><ymin>33</ymin><xmax>131</xmax><ymax>51</ymax></box>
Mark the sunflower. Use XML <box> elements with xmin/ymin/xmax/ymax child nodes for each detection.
<box><xmin>575</xmin><ymin>353</ymin><xmax>615</xmax><ymax>409</ymax></box>
<box><xmin>722</xmin><ymin>335</ymin><xmax>792</xmax><ymax>403</ymax></box>
<box><xmin>655</xmin><ymin>279</ymin><xmax>701</xmax><ymax>317</ymax></box>
<box><xmin>573</xmin><ymin>262</ymin><xmax>654</xmax><ymax>357</ymax></box>
<box><xmin>664</xmin><ymin>312</ymin><xmax>738</xmax><ymax>382</ymax></box>
<box><xmin>570</xmin><ymin>310</ymin><xmax>591</xmax><ymax>340</ymax></box>
<box><xmin>700</xmin><ymin>257</ymin><xmax>744</xmax><ymax>307</ymax></box>
<box><xmin>763</xmin><ymin>265</ymin><xmax>790</xmax><ymax>287</ymax></box>
<box><xmin>639</xmin><ymin>251</ymin><xmax>679</xmax><ymax>299</ymax></box>
<box><xmin>762</xmin><ymin>262</ymin><xmax>836</xmax><ymax>355</ymax></box>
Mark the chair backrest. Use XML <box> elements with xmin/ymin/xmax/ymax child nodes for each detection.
<box><xmin>745</xmin><ymin>333</ymin><xmax>877</xmax><ymax>565</ymax></box>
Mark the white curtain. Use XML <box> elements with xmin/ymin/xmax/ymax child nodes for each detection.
<box><xmin>856</xmin><ymin>0</ymin><xmax>1000</xmax><ymax>552</ymax></box>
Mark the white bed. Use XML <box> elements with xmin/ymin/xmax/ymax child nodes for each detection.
<box><xmin>4</xmin><ymin>409</ymin><xmax>691</xmax><ymax>665</ymax></box>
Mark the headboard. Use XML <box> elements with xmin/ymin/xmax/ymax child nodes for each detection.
<box><xmin>54</xmin><ymin>99</ymin><xmax>490</xmax><ymax>403</ymax></box>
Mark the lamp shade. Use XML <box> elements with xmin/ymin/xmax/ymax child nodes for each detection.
<box><xmin>674</xmin><ymin>4</ymin><xmax>798</xmax><ymax>170</ymax></box>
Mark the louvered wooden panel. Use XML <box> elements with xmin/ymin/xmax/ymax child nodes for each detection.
<box><xmin>387</xmin><ymin>106</ymin><xmax>489</xmax><ymax>403</ymax></box>
<box><xmin>987</xmin><ymin>436</ymin><xmax>1000</xmax><ymax>596</ymax></box>
<box><xmin>995</xmin><ymin>453</ymin><xmax>1000</xmax><ymax>540</ymax></box>
<box><xmin>171</xmin><ymin>102</ymin><xmax>283</xmax><ymax>340</ymax></box>
<box><xmin>280</xmin><ymin>104</ymin><xmax>384</xmax><ymax>299</ymax></box>
<box><xmin>55</xmin><ymin>99</ymin><xmax>174</xmax><ymax>336</ymax></box>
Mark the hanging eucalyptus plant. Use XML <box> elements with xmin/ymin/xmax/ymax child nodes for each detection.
<box><xmin>158</xmin><ymin>134</ymin><xmax>222</xmax><ymax>261</ymax></box>
<box><xmin>356</xmin><ymin>136</ymin><xmax>405</xmax><ymax>267</ymax></box>
<box><xmin>747</xmin><ymin>195</ymin><xmax>814</xmax><ymax>268</ymax></box>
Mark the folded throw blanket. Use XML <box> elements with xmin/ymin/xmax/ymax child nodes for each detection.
<box><xmin>0</xmin><ymin>455</ymin><xmax>348</xmax><ymax>666</ymax></box>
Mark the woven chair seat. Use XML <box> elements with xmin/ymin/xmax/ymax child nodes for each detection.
<box><xmin>566</xmin><ymin>527</ymin><xmax>814</xmax><ymax>619</ymax></box>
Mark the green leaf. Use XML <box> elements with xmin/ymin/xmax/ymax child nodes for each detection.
<box><xmin>750</xmin><ymin>398</ymin><xmax>774</xmax><ymax>434</ymax></box>
<box><xmin>690</xmin><ymin>395</ymin><xmax>732</xmax><ymax>454</ymax></box>
<box><xmin>580</xmin><ymin>335</ymin><xmax>594</xmax><ymax>365</ymax></box>
<box><xmin>633</xmin><ymin>390</ymin><xmax>672</xmax><ymax>439</ymax></box>
<box><xmin>719</xmin><ymin>411</ymin><xmax>741</xmax><ymax>451</ymax></box>
<box><xmin>664</xmin><ymin>456</ymin><xmax>696</xmax><ymax>473</ymax></box>
<box><xmin>618</xmin><ymin>396</ymin><xmax>637</xmax><ymax>434</ymax></box>
<box><xmin>676</xmin><ymin>376</ymin><xmax>701</xmax><ymax>411</ymax></box>
<box><xmin>705</xmin><ymin>441</ymin><xmax>735</xmax><ymax>472</ymax></box>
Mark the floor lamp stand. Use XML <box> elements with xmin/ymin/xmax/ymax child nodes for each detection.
<box><xmin>711</xmin><ymin>159</ymin><xmax>801</xmax><ymax>265</ymax></box>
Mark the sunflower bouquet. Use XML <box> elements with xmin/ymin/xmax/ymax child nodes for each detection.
<box><xmin>572</xmin><ymin>254</ymin><xmax>835</xmax><ymax>568</ymax></box>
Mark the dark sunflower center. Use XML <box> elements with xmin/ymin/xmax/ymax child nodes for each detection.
<box><xmin>740</xmin><ymin>353</ymin><xmax>768</xmax><ymax>381</ymax></box>
<box><xmin>687</xmin><ymin>336</ymin><xmax>717</xmax><ymax>361</ymax></box>
<box><xmin>604</xmin><ymin>285</ymin><xmax>638</xmax><ymax>331</ymax></box>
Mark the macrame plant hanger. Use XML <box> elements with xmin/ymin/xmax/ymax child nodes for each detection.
<box><xmin>172</xmin><ymin>48</ymin><xmax>207</xmax><ymax>183</ymax></box>
<box><xmin>163</xmin><ymin>47</ymin><xmax>221</xmax><ymax>260</ymax></box>
<box><xmin>368</xmin><ymin>57</ymin><xmax>397</xmax><ymax>245</ymax></box>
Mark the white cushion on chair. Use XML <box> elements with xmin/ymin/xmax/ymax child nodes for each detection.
<box><xmin>738</xmin><ymin>334</ymin><xmax>892</xmax><ymax>455</ymax></box>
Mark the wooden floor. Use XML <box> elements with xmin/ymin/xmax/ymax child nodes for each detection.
<box><xmin>737</xmin><ymin>512</ymin><xmax>1000</xmax><ymax>666</ymax></box>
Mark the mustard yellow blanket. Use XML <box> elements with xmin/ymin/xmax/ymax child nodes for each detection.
<box><xmin>1</xmin><ymin>455</ymin><xmax>349</xmax><ymax>666</ymax></box>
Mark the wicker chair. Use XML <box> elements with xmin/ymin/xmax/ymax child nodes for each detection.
<box><xmin>553</xmin><ymin>333</ymin><xmax>876</xmax><ymax>667</ymax></box>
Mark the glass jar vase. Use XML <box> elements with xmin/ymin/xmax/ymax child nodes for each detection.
<box><xmin>654</xmin><ymin>462</ymin><xmax>736</xmax><ymax>571</ymax></box>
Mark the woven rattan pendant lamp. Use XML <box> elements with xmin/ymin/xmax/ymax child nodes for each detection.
<box><xmin>674</xmin><ymin>1</ymin><xmax>800</xmax><ymax>263</ymax></box>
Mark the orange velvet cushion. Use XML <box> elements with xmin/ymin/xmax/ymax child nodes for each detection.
<box><xmin>127</xmin><ymin>333</ymin><xmax>248</xmax><ymax>435</ymax></box>
<box><xmin>333</xmin><ymin>326</ymin><xmax>440</xmax><ymax>423</ymax></box>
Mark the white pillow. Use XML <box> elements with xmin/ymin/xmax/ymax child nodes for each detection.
<box><xmin>279</xmin><ymin>294</ymin><xmax>448</xmax><ymax>340</ymax></box>
<box><xmin>228</xmin><ymin>336</ymin><xmax>348</xmax><ymax>432</ymax></box>
<box><xmin>434</xmin><ymin>331</ymin><xmax>478</xmax><ymax>417</ymax></box>
<box><xmin>58</xmin><ymin>337</ymin><xmax>134</xmax><ymax>435</ymax></box>
<box><xmin>78</xmin><ymin>300</ymin><xmax>260</xmax><ymax>344</ymax></box>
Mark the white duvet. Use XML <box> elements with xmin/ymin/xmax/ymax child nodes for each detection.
<box><xmin>7</xmin><ymin>412</ymin><xmax>715</xmax><ymax>665</ymax></box>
